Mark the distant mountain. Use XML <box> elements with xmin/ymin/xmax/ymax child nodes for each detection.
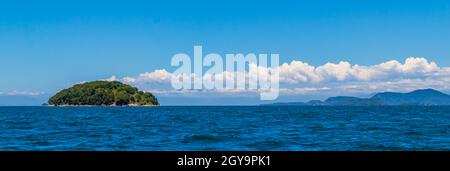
<box><xmin>265</xmin><ymin>89</ymin><xmax>450</xmax><ymax>106</ymax></box>
<box><xmin>324</xmin><ymin>96</ymin><xmax>384</xmax><ymax>106</ymax></box>
<box><xmin>372</xmin><ymin>89</ymin><xmax>450</xmax><ymax>106</ymax></box>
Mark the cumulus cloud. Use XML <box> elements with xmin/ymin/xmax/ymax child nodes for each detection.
<box><xmin>124</xmin><ymin>69</ymin><xmax>172</xmax><ymax>83</ymax></box>
<box><xmin>279</xmin><ymin>57</ymin><xmax>443</xmax><ymax>83</ymax></box>
<box><xmin>103</xmin><ymin>57</ymin><xmax>450</xmax><ymax>97</ymax></box>
<box><xmin>103</xmin><ymin>75</ymin><xmax>118</xmax><ymax>82</ymax></box>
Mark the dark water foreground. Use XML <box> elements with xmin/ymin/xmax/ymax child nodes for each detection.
<box><xmin>0</xmin><ymin>106</ymin><xmax>449</xmax><ymax>151</ymax></box>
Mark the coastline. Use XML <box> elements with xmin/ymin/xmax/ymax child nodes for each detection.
<box><xmin>47</xmin><ymin>104</ymin><xmax>159</xmax><ymax>107</ymax></box>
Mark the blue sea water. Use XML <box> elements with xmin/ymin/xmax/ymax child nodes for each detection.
<box><xmin>0</xmin><ymin>106</ymin><xmax>449</xmax><ymax>151</ymax></box>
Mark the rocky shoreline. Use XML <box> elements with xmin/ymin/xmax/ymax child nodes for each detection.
<box><xmin>48</xmin><ymin>104</ymin><xmax>159</xmax><ymax>107</ymax></box>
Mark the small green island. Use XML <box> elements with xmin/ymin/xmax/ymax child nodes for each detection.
<box><xmin>48</xmin><ymin>81</ymin><xmax>159</xmax><ymax>106</ymax></box>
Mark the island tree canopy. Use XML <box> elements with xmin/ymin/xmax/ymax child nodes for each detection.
<box><xmin>48</xmin><ymin>81</ymin><xmax>159</xmax><ymax>106</ymax></box>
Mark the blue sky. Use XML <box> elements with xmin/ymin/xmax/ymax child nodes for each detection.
<box><xmin>1</xmin><ymin>0</ymin><xmax>450</xmax><ymax>105</ymax></box>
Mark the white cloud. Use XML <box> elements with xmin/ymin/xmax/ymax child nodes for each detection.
<box><xmin>126</xmin><ymin>69</ymin><xmax>172</xmax><ymax>83</ymax></box>
<box><xmin>278</xmin><ymin>57</ymin><xmax>444</xmax><ymax>83</ymax></box>
<box><xmin>103</xmin><ymin>75</ymin><xmax>118</xmax><ymax>82</ymax></box>
<box><xmin>102</xmin><ymin>57</ymin><xmax>450</xmax><ymax>96</ymax></box>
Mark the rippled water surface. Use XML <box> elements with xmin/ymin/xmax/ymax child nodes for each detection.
<box><xmin>0</xmin><ymin>106</ymin><xmax>449</xmax><ymax>150</ymax></box>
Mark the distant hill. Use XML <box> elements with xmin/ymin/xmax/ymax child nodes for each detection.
<box><xmin>48</xmin><ymin>81</ymin><xmax>159</xmax><ymax>106</ymax></box>
<box><xmin>372</xmin><ymin>89</ymin><xmax>450</xmax><ymax>106</ymax></box>
<box><xmin>324</xmin><ymin>96</ymin><xmax>385</xmax><ymax>106</ymax></box>
<box><xmin>265</xmin><ymin>89</ymin><xmax>450</xmax><ymax>106</ymax></box>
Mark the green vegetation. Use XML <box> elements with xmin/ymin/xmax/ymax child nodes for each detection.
<box><xmin>48</xmin><ymin>81</ymin><xmax>159</xmax><ymax>106</ymax></box>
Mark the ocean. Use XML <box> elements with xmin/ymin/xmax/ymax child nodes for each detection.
<box><xmin>0</xmin><ymin>106</ymin><xmax>449</xmax><ymax>151</ymax></box>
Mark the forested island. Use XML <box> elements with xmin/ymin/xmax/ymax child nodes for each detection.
<box><xmin>48</xmin><ymin>81</ymin><xmax>159</xmax><ymax>106</ymax></box>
